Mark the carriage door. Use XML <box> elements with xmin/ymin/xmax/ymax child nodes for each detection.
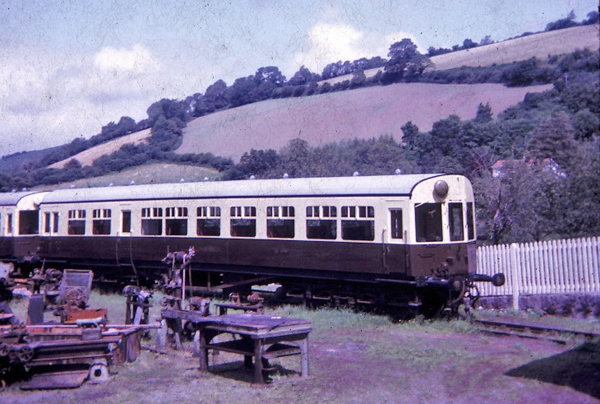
<box><xmin>117</xmin><ymin>208</ymin><xmax>132</xmax><ymax>262</ymax></box>
<box><xmin>384</xmin><ymin>208</ymin><xmax>406</xmax><ymax>274</ymax></box>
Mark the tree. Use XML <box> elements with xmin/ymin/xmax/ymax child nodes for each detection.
<box><xmin>225</xmin><ymin>76</ymin><xmax>257</xmax><ymax>107</ymax></box>
<box><xmin>203</xmin><ymin>80</ymin><xmax>229</xmax><ymax>112</ymax></box>
<box><xmin>350</xmin><ymin>70</ymin><xmax>366</xmax><ymax>89</ymax></box>
<box><xmin>572</xmin><ymin>109</ymin><xmax>599</xmax><ymax>140</ymax></box>
<box><xmin>528</xmin><ymin>111</ymin><xmax>577</xmax><ymax>167</ymax></box>
<box><xmin>583</xmin><ymin>10</ymin><xmax>599</xmax><ymax>25</ymax></box>
<box><xmin>545</xmin><ymin>10</ymin><xmax>578</xmax><ymax>31</ymax></box>
<box><xmin>400</xmin><ymin>121</ymin><xmax>419</xmax><ymax>146</ymax></box>
<box><xmin>384</xmin><ymin>39</ymin><xmax>419</xmax><ymax>82</ymax></box>
<box><xmin>475</xmin><ymin>102</ymin><xmax>493</xmax><ymax>123</ymax></box>
<box><xmin>473</xmin><ymin>161</ymin><xmax>566</xmax><ymax>244</ymax></box>
<box><xmin>480</xmin><ymin>35</ymin><xmax>494</xmax><ymax>46</ymax></box>
<box><xmin>462</xmin><ymin>38</ymin><xmax>478</xmax><ymax>49</ymax></box>
<box><xmin>288</xmin><ymin>66</ymin><xmax>320</xmax><ymax>86</ymax></box>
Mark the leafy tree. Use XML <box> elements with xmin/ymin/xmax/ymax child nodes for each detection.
<box><xmin>401</xmin><ymin>121</ymin><xmax>419</xmax><ymax>146</ymax></box>
<box><xmin>583</xmin><ymin>10</ymin><xmax>599</xmax><ymax>25</ymax></box>
<box><xmin>350</xmin><ymin>70</ymin><xmax>366</xmax><ymax>89</ymax></box>
<box><xmin>462</xmin><ymin>38</ymin><xmax>478</xmax><ymax>49</ymax></box>
<box><xmin>288</xmin><ymin>66</ymin><xmax>321</xmax><ymax>86</ymax></box>
<box><xmin>545</xmin><ymin>10</ymin><xmax>578</xmax><ymax>31</ymax></box>
<box><xmin>384</xmin><ymin>38</ymin><xmax>420</xmax><ymax>82</ymax></box>
<box><xmin>203</xmin><ymin>80</ymin><xmax>229</xmax><ymax>112</ymax></box>
<box><xmin>279</xmin><ymin>138</ymin><xmax>311</xmax><ymax>178</ymax></box>
<box><xmin>475</xmin><ymin>102</ymin><xmax>493</xmax><ymax>123</ymax></box>
<box><xmin>473</xmin><ymin>161</ymin><xmax>566</xmax><ymax>244</ymax></box>
<box><xmin>237</xmin><ymin>149</ymin><xmax>280</xmax><ymax>177</ymax></box>
<box><xmin>225</xmin><ymin>76</ymin><xmax>257</xmax><ymax>107</ymax></box>
<box><xmin>479</xmin><ymin>35</ymin><xmax>494</xmax><ymax>46</ymax></box>
<box><xmin>560</xmin><ymin>139</ymin><xmax>600</xmax><ymax>236</ymax></box>
<box><xmin>528</xmin><ymin>111</ymin><xmax>577</xmax><ymax>167</ymax></box>
<box><xmin>572</xmin><ymin>109</ymin><xmax>599</xmax><ymax>140</ymax></box>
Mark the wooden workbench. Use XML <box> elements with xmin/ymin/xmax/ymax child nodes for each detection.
<box><xmin>161</xmin><ymin>309</ymin><xmax>311</xmax><ymax>384</ymax></box>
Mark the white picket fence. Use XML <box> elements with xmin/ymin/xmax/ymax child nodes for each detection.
<box><xmin>476</xmin><ymin>237</ymin><xmax>600</xmax><ymax>309</ymax></box>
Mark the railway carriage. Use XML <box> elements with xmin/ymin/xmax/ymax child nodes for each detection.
<box><xmin>2</xmin><ymin>174</ymin><xmax>504</xmax><ymax>313</ymax></box>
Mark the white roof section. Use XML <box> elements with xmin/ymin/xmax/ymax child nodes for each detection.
<box><xmin>39</xmin><ymin>174</ymin><xmax>448</xmax><ymax>205</ymax></box>
<box><xmin>0</xmin><ymin>191</ymin><xmax>38</xmax><ymax>207</ymax></box>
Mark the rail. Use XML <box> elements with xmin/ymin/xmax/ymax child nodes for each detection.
<box><xmin>473</xmin><ymin>315</ymin><xmax>600</xmax><ymax>344</ymax></box>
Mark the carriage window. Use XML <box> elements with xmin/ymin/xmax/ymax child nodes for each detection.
<box><xmin>141</xmin><ymin>207</ymin><xmax>162</xmax><ymax>235</ymax></box>
<box><xmin>122</xmin><ymin>211</ymin><xmax>131</xmax><ymax>234</ymax></box>
<box><xmin>68</xmin><ymin>209</ymin><xmax>86</xmax><ymax>235</ymax></box>
<box><xmin>342</xmin><ymin>206</ymin><xmax>374</xmax><ymax>218</ymax></box>
<box><xmin>53</xmin><ymin>212</ymin><xmax>59</xmax><ymax>233</ymax></box>
<box><xmin>230</xmin><ymin>206</ymin><xmax>256</xmax><ymax>237</ymax></box>
<box><xmin>341</xmin><ymin>206</ymin><xmax>374</xmax><ymax>241</ymax></box>
<box><xmin>390</xmin><ymin>209</ymin><xmax>403</xmax><ymax>239</ymax></box>
<box><xmin>267</xmin><ymin>206</ymin><xmax>295</xmax><ymax>239</ymax></box>
<box><xmin>307</xmin><ymin>219</ymin><xmax>336</xmax><ymax>239</ymax></box>
<box><xmin>197</xmin><ymin>206</ymin><xmax>221</xmax><ymax>236</ymax></box>
<box><xmin>92</xmin><ymin>209</ymin><xmax>112</xmax><ymax>235</ymax></box>
<box><xmin>306</xmin><ymin>205</ymin><xmax>337</xmax><ymax>239</ymax></box>
<box><xmin>44</xmin><ymin>212</ymin><xmax>51</xmax><ymax>233</ymax></box>
<box><xmin>19</xmin><ymin>211</ymin><xmax>39</xmax><ymax>235</ymax></box>
<box><xmin>165</xmin><ymin>207</ymin><xmax>188</xmax><ymax>236</ymax></box>
<box><xmin>449</xmin><ymin>203</ymin><xmax>464</xmax><ymax>241</ymax></box>
<box><xmin>415</xmin><ymin>203</ymin><xmax>443</xmax><ymax>242</ymax></box>
<box><xmin>307</xmin><ymin>206</ymin><xmax>336</xmax><ymax>218</ymax></box>
<box><xmin>7</xmin><ymin>214</ymin><xmax>13</xmax><ymax>234</ymax></box>
<box><xmin>466</xmin><ymin>202</ymin><xmax>475</xmax><ymax>240</ymax></box>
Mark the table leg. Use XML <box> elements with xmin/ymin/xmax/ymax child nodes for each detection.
<box><xmin>299</xmin><ymin>336</ymin><xmax>309</xmax><ymax>378</ymax></box>
<box><xmin>199</xmin><ymin>331</ymin><xmax>209</xmax><ymax>372</ymax></box>
<box><xmin>253</xmin><ymin>339</ymin><xmax>264</xmax><ymax>384</ymax></box>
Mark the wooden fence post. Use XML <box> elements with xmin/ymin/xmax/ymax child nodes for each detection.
<box><xmin>510</xmin><ymin>243</ymin><xmax>520</xmax><ymax>311</ymax></box>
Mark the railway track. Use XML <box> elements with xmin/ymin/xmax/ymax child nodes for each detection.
<box><xmin>474</xmin><ymin>315</ymin><xmax>600</xmax><ymax>344</ymax></box>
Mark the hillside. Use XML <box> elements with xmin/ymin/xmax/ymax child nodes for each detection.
<box><xmin>49</xmin><ymin>128</ymin><xmax>152</xmax><ymax>169</ymax></box>
<box><xmin>321</xmin><ymin>25</ymin><xmax>599</xmax><ymax>86</ymax></box>
<box><xmin>429</xmin><ymin>25</ymin><xmax>599</xmax><ymax>71</ymax></box>
<box><xmin>32</xmin><ymin>163</ymin><xmax>221</xmax><ymax>191</ymax></box>
<box><xmin>177</xmin><ymin>82</ymin><xmax>551</xmax><ymax>162</ymax></box>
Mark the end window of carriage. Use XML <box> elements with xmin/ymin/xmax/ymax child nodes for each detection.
<box><xmin>165</xmin><ymin>207</ymin><xmax>188</xmax><ymax>236</ymax></box>
<box><xmin>306</xmin><ymin>206</ymin><xmax>337</xmax><ymax>240</ymax></box>
<box><xmin>415</xmin><ymin>203</ymin><xmax>443</xmax><ymax>242</ymax></box>
<box><xmin>448</xmin><ymin>203</ymin><xmax>465</xmax><ymax>242</ymax></box>
<box><xmin>68</xmin><ymin>209</ymin><xmax>86</xmax><ymax>235</ymax></box>
<box><xmin>141</xmin><ymin>207</ymin><xmax>163</xmax><ymax>236</ymax></box>
<box><xmin>197</xmin><ymin>206</ymin><xmax>221</xmax><ymax>237</ymax></box>
<box><xmin>92</xmin><ymin>209</ymin><xmax>111</xmax><ymax>235</ymax></box>
<box><xmin>341</xmin><ymin>206</ymin><xmax>375</xmax><ymax>241</ymax></box>
<box><xmin>230</xmin><ymin>206</ymin><xmax>256</xmax><ymax>237</ymax></box>
<box><xmin>267</xmin><ymin>206</ymin><xmax>295</xmax><ymax>239</ymax></box>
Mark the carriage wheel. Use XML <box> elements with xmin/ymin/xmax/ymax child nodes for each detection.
<box><xmin>18</xmin><ymin>345</ymin><xmax>34</xmax><ymax>363</ymax></box>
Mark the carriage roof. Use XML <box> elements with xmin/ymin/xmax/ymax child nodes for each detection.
<box><xmin>38</xmin><ymin>174</ymin><xmax>449</xmax><ymax>204</ymax></box>
<box><xmin>0</xmin><ymin>191</ymin><xmax>38</xmax><ymax>207</ymax></box>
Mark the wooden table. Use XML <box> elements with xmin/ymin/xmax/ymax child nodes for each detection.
<box><xmin>214</xmin><ymin>302</ymin><xmax>263</xmax><ymax>315</ymax></box>
<box><xmin>161</xmin><ymin>309</ymin><xmax>311</xmax><ymax>384</ymax></box>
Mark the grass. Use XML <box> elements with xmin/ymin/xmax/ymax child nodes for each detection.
<box><xmin>3</xmin><ymin>291</ymin><xmax>598</xmax><ymax>403</ymax></box>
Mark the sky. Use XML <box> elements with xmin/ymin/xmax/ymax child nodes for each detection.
<box><xmin>0</xmin><ymin>0</ymin><xmax>597</xmax><ymax>157</ymax></box>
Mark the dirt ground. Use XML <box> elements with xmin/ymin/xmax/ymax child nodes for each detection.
<box><xmin>2</xmin><ymin>307</ymin><xmax>599</xmax><ymax>404</ymax></box>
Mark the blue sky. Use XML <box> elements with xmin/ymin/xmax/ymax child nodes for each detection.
<box><xmin>0</xmin><ymin>0</ymin><xmax>597</xmax><ymax>157</ymax></box>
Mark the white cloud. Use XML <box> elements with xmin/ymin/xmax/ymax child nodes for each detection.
<box><xmin>291</xmin><ymin>23</ymin><xmax>422</xmax><ymax>75</ymax></box>
<box><xmin>93</xmin><ymin>44</ymin><xmax>160</xmax><ymax>74</ymax></box>
<box><xmin>0</xmin><ymin>45</ymin><xmax>167</xmax><ymax>157</ymax></box>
